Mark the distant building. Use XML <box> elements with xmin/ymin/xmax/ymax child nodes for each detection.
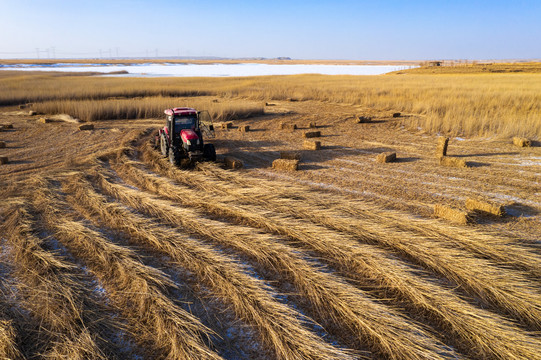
<box><xmin>428</xmin><ymin>61</ymin><xmax>442</xmax><ymax>67</ymax></box>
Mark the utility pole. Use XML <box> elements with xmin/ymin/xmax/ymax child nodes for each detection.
<box><xmin>46</xmin><ymin>48</ymin><xmax>50</xmax><ymax>59</ymax></box>
<box><xmin>51</xmin><ymin>47</ymin><xmax>55</xmax><ymax>59</ymax></box>
<box><xmin>108</xmin><ymin>48</ymin><xmax>112</xmax><ymax>58</ymax></box>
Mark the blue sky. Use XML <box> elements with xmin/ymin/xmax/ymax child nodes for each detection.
<box><xmin>0</xmin><ymin>0</ymin><xmax>539</xmax><ymax>60</ymax></box>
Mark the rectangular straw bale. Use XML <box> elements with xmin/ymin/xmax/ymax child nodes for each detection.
<box><xmin>303</xmin><ymin>131</ymin><xmax>321</xmax><ymax>138</ymax></box>
<box><xmin>280</xmin><ymin>151</ymin><xmax>302</xmax><ymax>160</ymax></box>
<box><xmin>238</xmin><ymin>125</ymin><xmax>250</xmax><ymax>132</ymax></box>
<box><xmin>272</xmin><ymin>159</ymin><xmax>299</xmax><ymax>171</ymax></box>
<box><xmin>79</xmin><ymin>124</ymin><xmax>94</xmax><ymax>130</ymax></box>
<box><xmin>0</xmin><ymin>141</ymin><xmax>6</xmax><ymax>148</ymax></box>
<box><xmin>0</xmin><ymin>156</ymin><xmax>8</xmax><ymax>165</ymax></box>
<box><xmin>224</xmin><ymin>156</ymin><xmax>243</xmax><ymax>169</ymax></box>
<box><xmin>513</xmin><ymin>137</ymin><xmax>531</xmax><ymax>147</ymax></box>
<box><xmin>434</xmin><ymin>204</ymin><xmax>474</xmax><ymax>225</ymax></box>
<box><xmin>0</xmin><ymin>123</ymin><xmax>13</xmax><ymax>129</ymax></box>
<box><xmin>465</xmin><ymin>198</ymin><xmax>506</xmax><ymax>217</ymax></box>
<box><xmin>357</xmin><ymin>116</ymin><xmax>372</xmax><ymax>123</ymax></box>
<box><xmin>436</xmin><ymin>136</ymin><xmax>449</xmax><ymax>157</ymax></box>
<box><xmin>28</xmin><ymin>111</ymin><xmax>36</xmax><ymax>116</ymax></box>
<box><xmin>221</xmin><ymin>122</ymin><xmax>233</xmax><ymax>129</ymax></box>
<box><xmin>39</xmin><ymin>118</ymin><xmax>52</xmax><ymax>124</ymax></box>
<box><xmin>376</xmin><ymin>152</ymin><xmax>396</xmax><ymax>163</ymax></box>
<box><xmin>393</xmin><ymin>112</ymin><xmax>401</xmax><ymax>118</ymax></box>
<box><xmin>303</xmin><ymin>140</ymin><xmax>321</xmax><ymax>150</ymax></box>
<box><xmin>280</xmin><ymin>122</ymin><xmax>297</xmax><ymax>130</ymax></box>
<box><xmin>309</xmin><ymin>122</ymin><xmax>317</xmax><ymax>128</ymax></box>
<box><xmin>439</xmin><ymin>156</ymin><xmax>468</xmax><ymax>168</ymax></box>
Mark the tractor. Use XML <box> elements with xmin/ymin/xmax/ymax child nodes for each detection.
<box><xmin>156</xmin><ymin>107</ymin><xmax>216</xmax><ymax>167</ymax></box>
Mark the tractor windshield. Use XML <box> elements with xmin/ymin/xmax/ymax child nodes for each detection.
<box><xmin>173</xmin><ymin>116</ymin><xmax>197</xmax><ymax>132</ymax></box>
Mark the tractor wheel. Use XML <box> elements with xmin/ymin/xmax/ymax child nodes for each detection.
<box><xmin>203</xmin><ymin>144</ymin><xmax>216</xmax><ymax>162</ymax></box>
<box><xmin>169</xmin><ymin>149</ymin><xmax>179</xmax><ymax>166</ymax></box>
<box><xmin>160</xmin><ymin>134</ymin><xmax>168</xmax><ymax>157</ymax></box>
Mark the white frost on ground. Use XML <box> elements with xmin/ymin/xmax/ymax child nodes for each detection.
<box><xmin>0</xmin><ymin>63</ymin><xmax>411</xmax><ymax>77</ymax></box>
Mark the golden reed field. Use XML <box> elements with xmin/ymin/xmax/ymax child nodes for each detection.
<box><xmin>0</xmin><ymin>63</ymin><xmax>540</xmax><ymax>359</ymax></box>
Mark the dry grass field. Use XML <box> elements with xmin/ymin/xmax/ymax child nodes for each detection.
<box><xmin>0</xmin><ymin>66</ymin><xmax>540</xmax><ymax>359</ymax></box>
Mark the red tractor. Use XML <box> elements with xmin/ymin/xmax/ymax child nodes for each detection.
<box><xmin>156</xmin><ymin>107</ymin><xmax>216</xmax><ymax>166</ymax></box>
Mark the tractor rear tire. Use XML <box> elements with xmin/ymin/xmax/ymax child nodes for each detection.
<box><xmin>160</xmin><ymin>134</ymin><xmax>168</xmax><ymax>157</ymax></box>
<box><xmin>169</xmin><ymin>149</ymin><xmax>178</xmax><ymax>165</ymax></box>
<box><xmin>203</xmin><ymin>144</ymin><xmax>216</xmax><ymax>162</ymax></box>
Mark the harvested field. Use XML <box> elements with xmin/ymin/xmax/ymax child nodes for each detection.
<box><xmin>1</xmin><ymin>71</ymin><xmax>541</xmax><ymax>360</ymax></box>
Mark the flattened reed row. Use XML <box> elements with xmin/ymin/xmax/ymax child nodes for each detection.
<box><xmin>189</xmin><ymin>148</ymin><xmax>541</xmax><ymax>279</ymax></box>
<box><xmin>0</xmin><ymin>319</ymin><xmax>21</xmax><ymax>360</ymax></box>
<box><xmin>138</xmin><ymin>144</ymin><xmax>541</xmax><ymax>359</ymax></box>
<box><xmin>63</xmin><ymin>173</ymin><xmax>350</xmax><ymax>360</ymax></box>
<box><xmin>194</xmin><ymin>164</ymin><xmax>541</xmax><ymax>330</ymax></box>
<box><xmin>33</xmin><ymin>181</ymin><xmax>222</xmax><ymax>360</ymax></box>
<box><xmin>1</xmin><ymin>200</ymin><xmax>110</xmax><ymax>360</ymax></box>
<box><xmin>0</xmin><ymin>279</ymin><xmax>22</xmax><ymax>360</ymax></box>
<box><xmin>109</xmin><ymin>160</ymin><xmax>455</xmax><ymax>360</ymax></box>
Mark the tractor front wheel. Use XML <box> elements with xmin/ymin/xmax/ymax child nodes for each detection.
<box><xmin>160</xmin><ymin>134</ymin><xmax>168</xmax><ymax>157</ymax></box>
<box><xmin>203</xmin><ymin>144</ymin><xmax>216</xmax><ymax>162</ymax></box>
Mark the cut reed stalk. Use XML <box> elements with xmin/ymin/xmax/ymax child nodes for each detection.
<box><xmin>136</xmin><ymin>147</ymin><xmax>541</xmax><ymax>359</ymax></box>
<box><xmin>0</xmin><ymin>319</ymin><xmax>21</xmax><ymax>360</ymax></box>
<box><xmin>62</xmin><ymin>173</ymin><xmax>352</xmax><ymax>360</ymax></box>
<box><xmin>1</xmin><ymin>200</ymin><xmax>109</xmax><ymax>360</ymax></box>
<box><xmin>108</xmin><ymin>161</ymin><xmax>457</xmax><ymax>359</ymax></box>
<box><xmin>178</xmin><ymin>160</ymin><xmax>541</xmax><ymax>331</ymax></box>
<box><xmin>33</xmin><ymin>181</ymin><xmax>222</xmax><ymax>360</ymax></box>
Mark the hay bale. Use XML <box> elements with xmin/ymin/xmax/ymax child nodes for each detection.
<box><xmin>280</xmin><ymin>151</ymin><xmax>301</xmax><ymax>160</ymax></box>
<box><xmin>287</xmin><ymin>98</ymin><xmax>299</xmax><ymax>102</ymax></box>
<box><xmin>357</xmin><ymin>116</ymin><xmax>372</xmax><ymax>123</ymax></box>
<box><xmin>212</xmin><ymin>99</ymin><xmax>219</xmax><ymax>103</ymax></box>
<box><xmin>513</xmin><ymin>137</ymin><xmax>531</xmax><ymax>147</ymax></box>
<box><xmin>435</xmin><ymin>136</ymin><xmax>449</xmax><ymax>157</ymax></box>
<box><xmin>39</xmin><ymin>117</ymin><xmax>52</xmax><ymax>124</ymax></box>
<box><xmin>224</xmin><ymin>156</ymin><xmax>243</xmax><ymax>169</ymax></box>
<box><xmin>18</xmin><ymin>104</ymin><xmax>26</xmax><ymax>109</ymax></box>
<box><xmin>280</xmin><ymin>122</ymin><xmax>297</xmax><ymax>130</ymax></box>
<box><xmin>303</xmin><ymin>140</ymin><xmax>321</xmax><ymax>150</ymax></box>
<box><xmin>0</xmin><ymin>156</ymin><xmax>8</xmax><ymax>165</ymax></box>
<box><xmin>0</xmin><ymin>123</ymin><xmax>13</xmax><ymax>129</ymax></box>
<box><xmin>392</xmin><ymin>112</ymin><xmax>401</xmax><ymax>118</ymax></box>
<box><xmin>238</xmin><ymin>125</ymin><xmax>250</xmax><ymax>132</ymax></box>
<box><xmin>303</xmin><ymin>131</ymin><xmax>321</xmax><ymax>138</ymax></box>
<box><xmin>376</xmin><ymin>152</ymin><xmax>397</xmax><ymax>163</ymax></box>
<box><xmin>434</xmin><ymin>204</ymin><xmax>474</xmax><ymax>225</ymax></box>
<box><xmin>272</xmin><ymin>159</ymin><xmax>299</xmax><ymax>171</ymax></box>
<box><xmin>265</xmin><ymin>102</ymin><xmax>276</xmax><ymax>106</ymax></box>
<box><xmin>465</xmin><ymin>198</ymin><xmax>506</xmax><ymax>217</ymax></box>
<box><xmin>28</xmin><ymin>111</ymin><xmax>36</xmax><ymax>116</ymax></box>
<box><xmin>309</xmin><ymin>122</ymin><xmax>317</xmax><ymax>128</ymax></box>
<box><xmin>79</xmin><ymin>124</ymin><xmax>94</xmax><ymax>131</ymax></box>
<box><xmin>439</xmin><ymin>156</ymin><xmax>468</xmax><ymax>168</ymax></box>
<box><xmin>220</xmin><ymin>122</ymin><xmax>233</xmax><ymax>129</ymax></box>
<box><xmin>0</xmin><ymin>141</ymin><xmax>6</xmax><ymax>148</ymax></box>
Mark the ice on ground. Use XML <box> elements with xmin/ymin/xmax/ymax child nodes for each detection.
<box><xmin>0</xmin><ymin>63</ymin><xmax>412</xmax><ymax>77</ymax></box>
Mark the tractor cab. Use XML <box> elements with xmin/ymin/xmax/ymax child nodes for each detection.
<box><xmin>158</xmin><ymin>107</ymin><xmax>216</xmax><ymax>167</ymax></box>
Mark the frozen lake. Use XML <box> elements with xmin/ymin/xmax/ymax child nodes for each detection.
<box><xmin>0</xmin><ymin>62</ymin><xmax>412</xmax><ymax>77</ymax></box>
